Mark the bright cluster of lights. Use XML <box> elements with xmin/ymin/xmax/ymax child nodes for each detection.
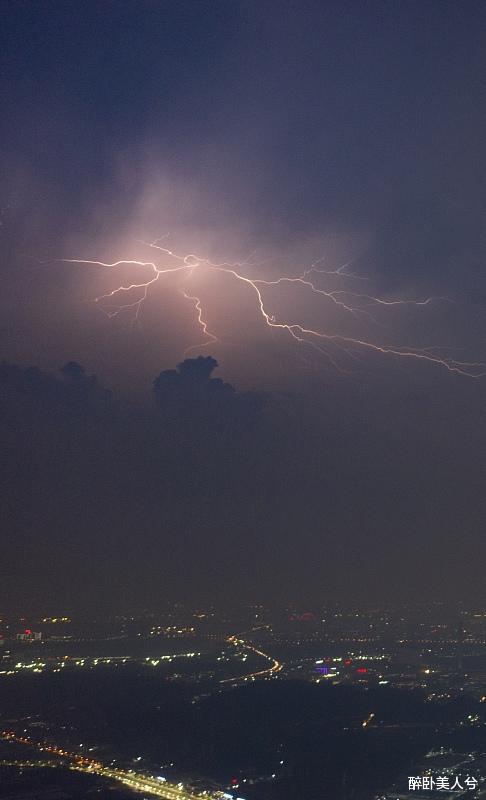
<box><xmin>0</xmin><ymin>652</ymin><xmax>202</xmax><ymax>677</ymax></box>
<box><xmin>2</xmin><ymin>730</ymin><xmax>244</xmax><ymax>800</ymax></box>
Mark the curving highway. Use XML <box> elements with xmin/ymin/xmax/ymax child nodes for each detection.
<box><xmin>220</xmin><ymin>633</ymin><xmax>282</xmax><ymax>684</ymax></box>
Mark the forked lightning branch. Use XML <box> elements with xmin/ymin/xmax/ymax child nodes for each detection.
<box><xmin>62</xmin><ymin>237</ymin><xmax>486</xmax><ymax>377</ymax></box>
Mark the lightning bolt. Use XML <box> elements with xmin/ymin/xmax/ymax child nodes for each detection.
<box><xmin>181</xmin><ymin>289</ymin><xmax>219</xmax><ymax>355</ymax></box>
<box><xmin>61</xmin><ymin>240</ymin><xmax>486</xmax><ymax>378</ymax></box>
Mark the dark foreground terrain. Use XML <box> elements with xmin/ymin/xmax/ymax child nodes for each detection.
<box><xmin>2</xmin><ymin>668</ymin><xmax>486</xmax><ymax>799</ymax></box>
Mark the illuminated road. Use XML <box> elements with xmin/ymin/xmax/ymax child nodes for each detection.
<box><xmin>220</xmin><ymin>633</ymin><xmax>282</xmax><ymax>684</ymax></box>
<box><xmin>0</xmin><ymin>733</ymin><xmax>222</xmax><ymax>800</ymax></box>
<box><xmin>85</xmin><ymin>767</ymin><xmax>207</xmax><ymax>799</ymax></box>
<box><xmin>362</xmin><ymin>712</ymin><xmax>375</xmax><ymax>728</ymax></box>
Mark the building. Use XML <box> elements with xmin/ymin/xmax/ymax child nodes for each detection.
<box><xmin>16</xmin><ymin>629</ymin><xmax>42</xmax><ymax>642</ymax></box>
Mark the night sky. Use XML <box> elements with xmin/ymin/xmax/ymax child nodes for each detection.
<box><xmin>1</xmin><ymin>1</ymin><xmax>486</xmax><ymax>612</ymax></box>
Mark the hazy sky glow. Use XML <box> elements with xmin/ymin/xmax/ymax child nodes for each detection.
<box><xmin>2</xmin><ymin>1</ymin><xmax>486</xmax><ymax>392</ymax></box>
<box><xmin>1</xmin><ymin>1</ymin><xmax>486</xmax><ymax>610</ymax></box>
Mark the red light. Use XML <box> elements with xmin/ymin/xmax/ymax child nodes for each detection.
<box><xmin>25</xmin><ymin>629</ymin><xmax>31</xmax><ymax>635</ymax></box>
<box><xmin>344</xmin><ymin>659</ymin><xmax>352</xmax><ymax>666</ymax></box>
<box><xmin>356</xmin><ymin>667</ymin><xmax>367</xmax><ymax>674</ymax></box>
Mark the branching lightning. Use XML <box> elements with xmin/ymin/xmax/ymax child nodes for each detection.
<box><xmin>181</xmin><ymin>288</ymin><xmax>218</xmax><ymax>355</ymax></box>
<box><xmin>62</xmin><ymin>240</ymin><xmax>486</xmax><ymax>377</ymax></box>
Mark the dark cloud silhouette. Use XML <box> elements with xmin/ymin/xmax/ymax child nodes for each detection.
<box><xmin>0</xmin><ymin>356</ymin><xmax>271</xmax><ymax>611</ymax></box>
<box><xmin>153</xmin><ymin>356</ymin><xmax>265</xmax><ymax>437</ymax></box>
<box><xmin>1</xmin><ymin>354</ymin><xmax>486</xmax><ymax>613</ymax></box>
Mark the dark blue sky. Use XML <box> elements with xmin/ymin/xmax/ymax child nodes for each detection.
<box><xmin>2</xmin><ymin>1</ymin><xmax>486</xmax><ymax>607</ymax></box>
<box><xmin>2</xmin><ymin>1</ymin><xmax>485</xmax><ymax>292</ymax></box>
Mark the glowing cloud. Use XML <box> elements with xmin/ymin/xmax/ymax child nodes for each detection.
<box><xmin>62</xmin><ymin>238</ymin><xmax>486</xmax><ymax>378</ymax></box>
